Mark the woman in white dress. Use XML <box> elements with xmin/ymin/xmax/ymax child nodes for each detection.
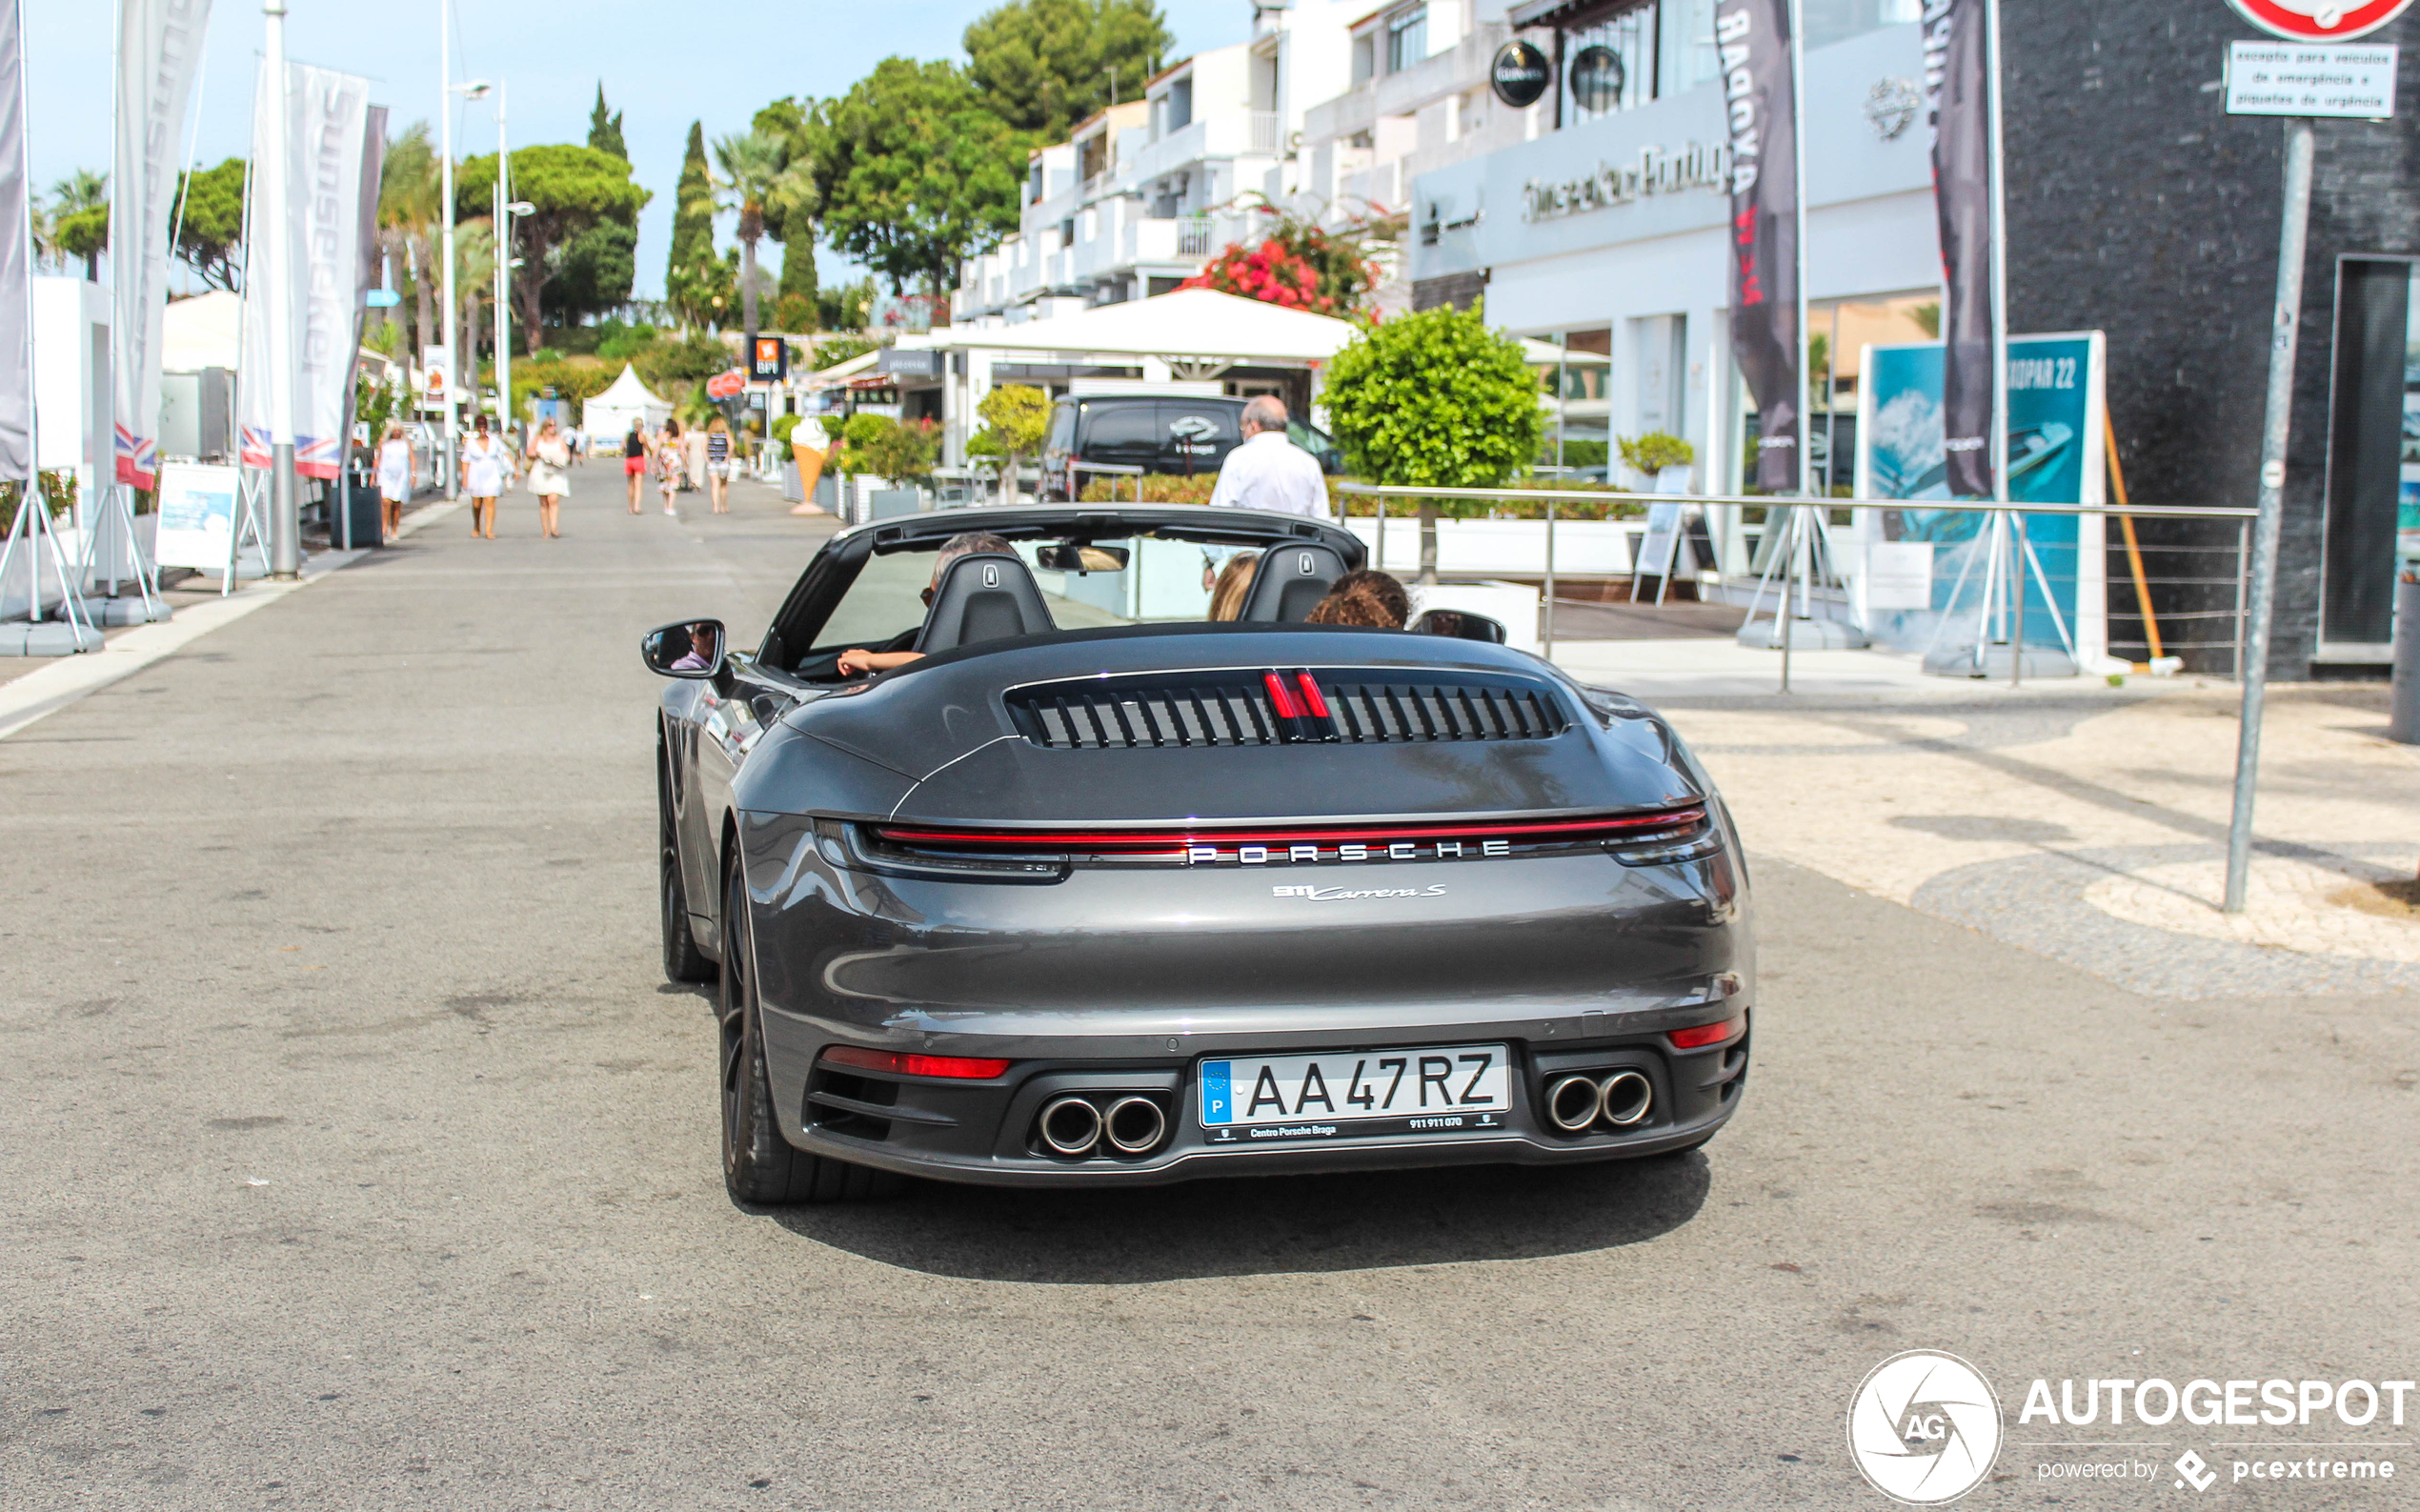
<box><xmin>375</xmin><ymin>423</ymin><xmax>414</xmax><ymax>538</ymax></box>
<box><xmin>525</xmin><ymin>416</ymin><xmax>572</xmax><ymax>539</ymax></box>
<box><xmin>462</xmin><ymin>413</ymin><xmax>506</xmax><ymax>539</ymax></box>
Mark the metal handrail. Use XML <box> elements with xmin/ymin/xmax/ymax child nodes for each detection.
<box><xmin>1335</xmin><ymin>483</ymin><xmax>2260</xmax><ymax>521</ymax></box>
<box><xmin>1336</xmin><ymin>484</ymin><xmax>2258</xmax><ymax>666</ymax></box>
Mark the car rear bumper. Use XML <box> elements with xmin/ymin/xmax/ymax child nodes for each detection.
<box><xmin>759</xmin><ymin>1013</ymin><xmax>1751</xmax><ymax>1188</ymax></box>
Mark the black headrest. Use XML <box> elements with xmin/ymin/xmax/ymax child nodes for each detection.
<box><xmin>1410</xmin><ymin>608</ymin><xmax>1507</xmax><ymax>643</ymax></box>
<box><xmin>914</xmin><ymin>552</ymin><xmax>1057</xmax><ymax>655</ymax></box>
<box><xmin>1237</xmin><ymin>542</ymin><xmax>1347</xmax><ymax>623</ymax></box>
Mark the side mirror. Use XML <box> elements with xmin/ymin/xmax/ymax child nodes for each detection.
<box><xmin>1411</xmin><ymin>608</ymin><xmax>1507</xmax><ymax>644</ymax></box>
<box><xmin>1035</xmin><ymin>542</ymin><xmax>1131</xmax><ymax>574</ymax></box>
<box><xmin>642</xmin><ymin>618</ymin><xmax>727</xmax><ymax>678</ymax></box>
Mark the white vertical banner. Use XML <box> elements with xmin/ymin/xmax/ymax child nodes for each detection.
<box><xmin>235</xmin><ymin>58</ymin><xmax>369</xmax><ymax>479</ymax></box>
<box><xmin>111</xmin><ymin>0</ymin><xmax>212</xmax><ymax>489</ymax></box>
<box><xmin>0</xmin><ymin>0</ymin><xmax>30</xmax><ymax>482</ymax></box>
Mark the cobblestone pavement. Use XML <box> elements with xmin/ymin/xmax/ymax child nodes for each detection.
<box><xmin>1649</xmin><ymin>679</ymin><xmax>2420</xmax><ymax>998</ymax></box>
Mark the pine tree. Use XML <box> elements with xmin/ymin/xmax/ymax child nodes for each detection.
<box><xmin>665</xmin><ymin>121</ymin><xmax>716</xmax><ymax>327</ymax></box>
<box><xmin>587</xmin><ymin>85</ymin><xmax>626</xmax><ymax>161</ymax></box>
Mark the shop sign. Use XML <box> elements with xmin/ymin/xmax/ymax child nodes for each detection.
<box><xmin>1520</xmin><ymin>141</ymin><xmax>1730</xmax><ymax>222</ymax></box>
<box><xmin>1490</xmin><ymin>41</ymin><xmax>1552</xmax><ymax>109</ymax></box>
<box><xmin>2224</xmin><ymin>39</ymin><xmax>2398</xmax><ymax>115</ymax></box>
<box><xmin>2228</xmin><ymin>0</ymin><xmax>2414</xmax><ymax>42</ymax></box>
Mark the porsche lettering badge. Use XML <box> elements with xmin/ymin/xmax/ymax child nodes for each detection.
<box><xmin>1185</xmin><ymin>840</ymin><xmax>1512</xmax><ymax>866</ymax></box>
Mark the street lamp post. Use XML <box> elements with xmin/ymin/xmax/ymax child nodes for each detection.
<box><xmin>494</xmin><ymin>82</ymin><xmax>508</xmax><ymax>454</ymax></box>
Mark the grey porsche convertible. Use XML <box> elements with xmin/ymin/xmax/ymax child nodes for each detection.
<box><xmin>644</xmin><ymin>504</ymin><xmax>1752</xmax><ymax>1203</ymax></box>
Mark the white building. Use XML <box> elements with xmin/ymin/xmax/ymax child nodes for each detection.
<box><xmin>1406</xmin><ymin>3</ymin><xmax>1932</xmax><ymax>499</ymax></box>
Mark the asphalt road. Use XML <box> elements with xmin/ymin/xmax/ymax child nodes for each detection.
<box><xmin>2</xmin><ymin>469</ymin><xmax>2412</xmax><ymax>1510</ymax></box>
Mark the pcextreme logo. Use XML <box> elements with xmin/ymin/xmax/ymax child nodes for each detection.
<box><xmin>1847</xmin><ymin>1351</ymin><xmax>2004</xmax><ymax>1504</ymax></box>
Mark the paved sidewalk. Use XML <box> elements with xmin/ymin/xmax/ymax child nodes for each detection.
<box><xmin>1640</xmin><ymin>672</ymin><xmax>2420</xmax><ymax>998</ymax></box>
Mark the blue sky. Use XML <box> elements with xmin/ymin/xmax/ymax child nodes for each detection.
<box><xmin>26</xmin><ymin>0</ymin><xmax>1244</xmax><ymax>300</ymax></box>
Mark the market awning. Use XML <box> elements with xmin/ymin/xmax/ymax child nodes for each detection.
<box><xmin>919</xmin><ymin>288</ymin><xmax>1361</xmax><ymax>378</ymax></box>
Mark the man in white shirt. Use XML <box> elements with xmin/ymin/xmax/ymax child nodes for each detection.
<box><xmin>1207</xmin><ymin>395</ymin><xmax>1329</xmax><ymax>518</ymax></box>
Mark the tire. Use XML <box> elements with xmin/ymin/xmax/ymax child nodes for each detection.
<box><xmin>717</xmin><ymin>857</ymin><xmax>900</xmax><ymax>1204</ymax></box>
<box><xmin>659</xmin><ymin>750</ymin><xmax>716</xmax><ymax>986</ymax></box>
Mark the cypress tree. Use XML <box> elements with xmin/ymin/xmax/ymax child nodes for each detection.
<box><xmin>666</xmin><ymin>121</ymin><xmax>716</xmax><ymax>326</ymax></box>
<box><xmin>587</xmin><ymin>84</ymin><xmax>626</xmax><ymax>160</ymax></box>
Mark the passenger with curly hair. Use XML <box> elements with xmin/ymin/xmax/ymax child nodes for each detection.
<box><xmin>1304</xmin><ymin>568</ymin><xmax>1411</xmax><ymax>628</ymax></box>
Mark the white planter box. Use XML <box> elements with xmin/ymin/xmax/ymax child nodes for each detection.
<box><xmin>1346</xmin><ymin>516</ymin><xmax>1639</xmax><ymax>578</ymax></box>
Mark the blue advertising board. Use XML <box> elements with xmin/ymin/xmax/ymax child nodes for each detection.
<box><xmin>1853</xmin><ymin>332</ymin><xmax>2107</xmax><ymax>660</ymax></box>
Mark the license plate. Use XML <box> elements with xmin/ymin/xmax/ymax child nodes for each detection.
<box><xmin>1198</xmin><ymin>1044</ymin><xmax>1511</xmax><ymax>1144</ymax></box>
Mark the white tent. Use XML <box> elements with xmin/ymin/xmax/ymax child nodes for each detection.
<box><xmin>921</xmin><ymin>288</ymin><xmax>1607</xmax><ymax>376</ymax></box>
<box><xmin>582</xmin><ymin>363</ymin><xmax>671</xmax><ymax>444</ymax></box>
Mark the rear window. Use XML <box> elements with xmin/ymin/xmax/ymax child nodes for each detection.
<box><xmin>1079</xmin><ymin>403</ymin><xmax>1159</xmax><ymax>449</ymax></box>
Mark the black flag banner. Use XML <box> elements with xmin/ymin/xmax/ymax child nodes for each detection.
<box><xmin>1717</xmin><ymin>0</ymin><xmax>1801</xmax><ymax>493</ymax></box>
<box><xmin>1926</xmin><ymin>0</ymin><xmax>1994</xmax><ymax>498</ymax></box>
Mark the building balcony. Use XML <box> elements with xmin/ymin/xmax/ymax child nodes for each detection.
<box><xmin>1302</xmin><ymin>22</ymin><xmax>1509</xmax><ymax>151</ymax></box>
<box><xmin>1132</xmin><ymin>113</ymin><xmax>1273</xmax><ymax>183</ymax></box>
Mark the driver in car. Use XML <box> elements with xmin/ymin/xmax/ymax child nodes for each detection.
<box><xmin>832</xmin><ymin>531</ymin><xmax>1017</xmax><ymax>677</ymax></box>
<box><xmin>669</xmin><ymin>624</ymin><xmax>718</xmax><ymax>672</ymax></box>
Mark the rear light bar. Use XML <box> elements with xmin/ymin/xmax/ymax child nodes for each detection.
<box><xmin>1666</xmin><ymin>1018</ymin><xmax>1744</xmax><ymax>1051</ymax></box>
<box><xmin>820</xmin><ymin>1045</ymin><xmax>1012</xmax><ymax>1079</ymax></box>
<box><xmin>872</xmin><ymin>806</ymin><xmax>1708</xmax><ymax>856</ymax></box>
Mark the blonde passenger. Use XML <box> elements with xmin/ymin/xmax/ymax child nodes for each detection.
<box><xmin>1206</xmin><ymin>551</ymin><xmax>1260</xmax><ymax>622</ymax></box>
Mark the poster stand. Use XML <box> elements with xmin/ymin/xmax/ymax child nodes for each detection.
<box><xmin>75</xmin><ymin>480</ymin><xmax>168</xmax><ymax>623</ymax></box>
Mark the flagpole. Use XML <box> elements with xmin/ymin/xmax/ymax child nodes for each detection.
<box><xmin>438</xmin><ymin>0</ymin><xmax>456</xmax><ymax>498</ymax></box>
<box><xmin>1782</xmin><ymin>0</ymin><xmax>1810</xmax><ymax>693</ymax></box>
<box><xmin>1984</xmin><ymin>0</ymin><xmax>2016</xmax><ymax>683</ymax></box>
<box><xmin>262</xmin><ymin>0</ymin><xmax>298</xmax><ymax>578</ymax></box>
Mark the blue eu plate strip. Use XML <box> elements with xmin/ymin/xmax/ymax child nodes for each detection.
<box><xmin>1200</xmin><ymin>1061</ymin><xmax>1233</xmax><ymax>1126</ymax></box>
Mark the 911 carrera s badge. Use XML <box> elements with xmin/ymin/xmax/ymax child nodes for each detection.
<box><xmin>1272</xmin><ymin>884</ymin><xmax>1448</xmax><ymax>900</ymax></box>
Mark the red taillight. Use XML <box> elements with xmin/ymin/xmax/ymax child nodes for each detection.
<box><xmin>1261</xmin><ymin>671</ymin><xmax>1303</xmax><ymax>719</ymax></box>
<box><xmin>821</xmin><ymin>1045</ymin><xmax>1011</xmax><ymax>1079</ymax></box>
<box><xmin>875</xmin><ymin>808</ymin><xmax>1706</xmax><ymax>853</ymax></box>
<box><xmin>1666</xmin><ymin>1018</ymin><xmax>1743</xmax><ymax>1050</ymax></box>
<box><xmin>1294</xmin><ymin>672</ymin><xmax>1330</xmax><ymax>718</ymax></box>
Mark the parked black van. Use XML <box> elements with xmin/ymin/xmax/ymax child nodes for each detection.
<box><xmin>1039</xmin><ymin>393</ymin><xmax>1344</xmax><ymax>500</ymax></box>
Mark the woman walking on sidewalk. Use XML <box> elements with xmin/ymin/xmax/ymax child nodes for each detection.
<box><xmin>623</xmin><ymin>420</ymin><xmax>647</xmax><ymax>514</ymax></box>
<box><xmin>655</xmin><ymin>418</ymin><xmax>683</xmax><ymax>515</ymax></box>
<box><xmin>375</xmin><ymin>422</ymin><xmax>413</xmax><ymax>537</ymax></box>
<box><xmin>463</xmin><ymin>414</ymin><xmax>507</xmax><ymax>539</ymax></box>
<box><xmin>705</xmin><ymin>415</ymin><xmax>733</xmax><ymax>514</ymax></box>
<box><xmin>525</xmin><ymin>417</ymin><xmax>571</xmax><ymax>539</ymax></box>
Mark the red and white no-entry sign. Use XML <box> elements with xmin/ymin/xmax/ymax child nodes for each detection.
<box><xmin>2230</xmin><ymin>0</ymin><xmax>2415</xmax><ymax>41</ymax></box>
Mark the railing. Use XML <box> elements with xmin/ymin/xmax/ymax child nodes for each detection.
<box><xmin>1177</xmin><ymin>214</ymin><xmax>1214</xmax><ymax>257</ymax></box>
<box><xmin>1337</xmin><ymin>483</ymin><xmax>2259</xmax><ymax>676</ymax></box>
<box><xmin>1249</xmin><ymin>111</ymin><xmax>1281</xmax><ymax>156</ymax></box>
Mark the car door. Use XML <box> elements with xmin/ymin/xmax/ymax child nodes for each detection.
<box><xmin>682</xmin><ymin>655</ymin><xmax>807</xmax><ymax>917</ymax></box>
<box><xmin>1160</xmin><ymin>400</ymin><xmax>1240</xmax><ymax>477</ymax></box>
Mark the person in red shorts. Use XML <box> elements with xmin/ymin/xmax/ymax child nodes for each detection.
<box><xmin>622</xmin><ymin>420</ymin><xmax>647</xmax><ymax>514</ymax></box>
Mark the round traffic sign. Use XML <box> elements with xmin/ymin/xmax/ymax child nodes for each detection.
<box><xmin>2229</xmin><ymin>0</ymin><xmax>2414</xmax><ymax>41</ymax></box>
<box><xmin>1491</xmin><ymin>40</ymin><xmax>1552</xmax><ymax>109</ymax></box>
<box><xmin>706</xmin><ymin>369</ymin><xmax>746</xmax><ymax>400</ymax></box>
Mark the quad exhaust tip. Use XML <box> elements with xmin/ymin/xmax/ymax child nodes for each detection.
<box><xmin>1545</xmin><ymin>1070</ymin><xmax>1655</xmax><ymax>1132</ymax></box>
<box><xmin>1102</xmin><ymin>1095</ymin><xmax>1167</xmax><ymax>1155</ymax></box>
<box><xmin>1039</xmin><ymin>1096</ymin><xmax>1102</xmax><ymax>1157</ymax></box>
<box><xmin>1598</xmin><ymin>1069</ymin><xmax>1652</xmax><ymax>1127</ymax></box>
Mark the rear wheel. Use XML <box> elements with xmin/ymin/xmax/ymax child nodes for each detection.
<box><xmin>659</xmin><ymin>751</ymin><xmax>715</xmax><ymax>985</ymax></box>
<box><xmin>717</xmin><ymin>857</ymin><xmax>898</xmax><ymax>1204</ymax></box>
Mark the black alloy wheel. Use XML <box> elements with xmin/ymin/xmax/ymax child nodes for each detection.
<box><xmin>717</xmin><ymin>855</ymin><xmax>898</xmax><ymax>1205</ymax></box>
<box><xmin>659</xmin><ymin>751</ymin><xmax>716</xmax><ymax>985</ymax></box>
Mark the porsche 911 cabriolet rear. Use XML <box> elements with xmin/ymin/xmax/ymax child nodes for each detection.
<box><xmin>732</xmin><ymin>649</ymin><xmax>1752</xmax><ymax>1190</ymax></box>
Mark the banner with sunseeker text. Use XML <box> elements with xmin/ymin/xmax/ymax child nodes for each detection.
<box><xmin>1717</xmin><ymin>0</ymin><xmax>1802</xmax><ymax>493</ymax></box>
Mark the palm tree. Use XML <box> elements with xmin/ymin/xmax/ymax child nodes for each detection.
<box><xmin>378</xmin><ymin>123</ymin><xmax>441</xmax><ymax>365</ymax></box>
<box><xmin>699</xmin><ymin>129</ymin><xmax>808</xmax><ymax>353</ymax></box>
<box><xmin>43</xmin><ymin>168</ymin><xmax>109</xmax><ymax>277</ymax></box>
<box><xmin>453</xmin><ymin>218</ymin><xmax>496</xmax><ymax>402</ymax></box>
